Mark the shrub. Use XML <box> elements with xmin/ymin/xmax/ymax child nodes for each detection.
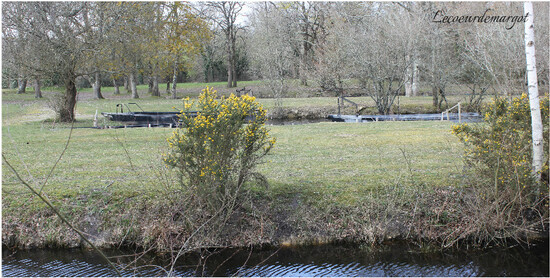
<box><xmin>47</xmin><ymin>92</ymin><xmax>68</xmax><ymax>121</ymax></box>
<box><xmin>452</xmin><ymin>93</ymin><xmax>549</xmax><ymax>199</ymax></box>
<box><xmin>448</xmin><ymin>94</ymin><xmax>549</xmax><ymax>246</ymax></box>
<box><xmin>163</xmin><ymin>87</ymin><xmax>275</xmax><ymax>212</ymax></box>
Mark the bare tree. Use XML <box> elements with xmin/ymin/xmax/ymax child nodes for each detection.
<box><xmin>396</xmin><ymin>2</ymin><xmax>424</xmax><ymax>97</ymax></box>
<box><xmin>292</xmin><ymin>2</ymin><xmax>325</xmax><ymax>86</ymax></box>
<box><xmin>2</xmin><ymin>2</ymin><xmax>115</xmax><ymax>120</ymax></box>
<box><xmin>2</xmin><ymin>3</ymin><xmax>91</xmax><ymax>121</ymax></box>
<box><xmin>198</xmin><ymin>34</ymin><xmax>226</xmax><ymax>82</ymax></box>
<box><xmin>81</xmin><ymin>3</ymin><xmax>108</xmax><ymax>99</ymax></box>
<box><xmin>344</xmin><ymin>3</ymin><xmax>412</xmax><ymax>115</ymax></box>
<box><xmin>206</xmin><ymin>2</ymin><xmax>244</xmax><ymax>88</ymax></box>
<box><xmin>460</xmin><ymin>3</ymin><xmax>526</xmax><ymax>99</ymax></box>
<box><xmin>249</xmin><ymin>2</ymin><xmax>295</xmax><ymax>106</ymax></box>
<box><xmin>456</xmin><ymin>60</ymin><xmax>493</xmax><ymax>112</ymax></box>
<box><xmin>310</xmin><ymin>3</ymin><xmax>349</xmax><ymax>97</ymax></box>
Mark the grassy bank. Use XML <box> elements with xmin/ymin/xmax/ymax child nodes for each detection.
<box><xmin>2</xmin><ymin>87</ymin><xmax>543</xmax><ymax>251</ymax></box>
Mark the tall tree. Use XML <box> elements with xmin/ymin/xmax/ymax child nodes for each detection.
<box><xmin>396</xmin><ymin>2</ymin><xmax>424</xmax><ymax>97</ymax></box>
<box><xmin>292</xmin><ymin>2</ymin><xmax>325</xmax><ymax>86</ymax></box>
<box><xmin>163</xmin><ymin>2</ymin><xmax>209</xmax><ymax>98</ymax></box>
<box><xmin>344</xmin><ymin>3</ymin><xmax>412</xmax><ymax>114</ymax></box>
<box><xmin>2</xmin><ymin>20</ymin><xmax>31</xmax><ymax>94</ymax></box>
<box><xmin>206</xmin><ymin>2</ymin><xmax>244</xmax><ymax>88</ymax></box>
<box><xmin>2</xmin><ymin>2</ymin><xmax>97</xmax><ymax>121</ymax></box>
<box><xmin>460</xmin><ymin>3</ymin><xmax>526</xmax><ymax>99</ymax></box>
<box><xmin>81</xmin><ymin>3</ymin><xmax>104</xmax><ymax>99</ymax></box>
<box><xmin>105</xmin><ymin>2</ymin><xmax>207</xmax><ymax>99</ymax></box>
<box><xmin>199</xmin><ymin>35</ymin><xmax>226</xmax><ymax>82</ymax></box>
<box><xmin>311</xmin><ymin>2</ymin><xmax>348</xmax><ymax>97</ymax></box>
<box><xmin>250</xmin><ymin>2</ymin><xmax>295</xmax><ymax>106</ymax></box>
<box><xmin>524</xmin><ymin>2</ymin><xmax>544</xmax><ymax>179</ymax></box>
<box><xmin>106</xmin><ymin>2</ymin><xmax>159</xmax><ymax>99</ymax></box>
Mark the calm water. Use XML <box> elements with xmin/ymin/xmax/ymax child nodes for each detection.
<box><xmin>267</xmin><ymin>118</ymin><xmax>329</xmax><ymax>125</ymax></box>
<box><xmin>3</xmin><ymin>241</ymin><xmax>548</xmax><ymax>277</ymax></box>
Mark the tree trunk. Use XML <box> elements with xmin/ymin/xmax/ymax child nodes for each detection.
<box><xmin>33</xmin><ymin>79</ymin><xmax>42</xmax><ymax>98</ymax></box>
<box><xmin>17</xmin><ymin>78</ymin><xmax>27</xmax><ymax>94</ymax></box>
<box><xmin>151</xmin><ymin>75</ymin><xmax>160</xmax><ymax>97</ymax></box>
<box><xmin>431</xmin><ymin>34</ymin><xmax>439</xmax><ymax>110</ymax></box>
<box><xmin>59</xmin><ymin>74</ymin><xmax>77</xmax><ymax>122</ymax></box>
<box><xmin>299</xmin><ymin>3</ymin><xmax>312</xmax><ymax>87</ymax></box>
<box><xmin>405</xmin><ymin>52</ymin><xmax>413</xmax><ymax>97</ymax></box>
<box><xmin>232</xmin><ymin>37</ymin><xmax>237</xmax><ymax>88</ymax></box>
<box><xmin>166</xmin><ymin>80</ymin><xmax>171</xmax><ymax>94</ymax></box>
<box><xmin>412</xmin><ymin>60</ymin><xmax>418</xmax><ymax>96</ymax></box>
<box><xmin>432</xmin><ymin>86</ymin><xmax>439</xmax><ymax>111</ymax></box>
<box><xmin>226</xmin><ymin>30</ymin><xmax>238</xmax><ymax>88</ymax></box>
<box><xmin>171</xmin><ymin>62</ymin><xmax>178</xmax><ymax>99</ymax></box>
<box><xmin>112</xmin><ymin>78</ymin><xmax>120</xmax><ymax>95</ymax></box>
<box><xmin>299</xmin><ymin>49</ymin><xmax>308</xmax><ymax>86</ymax></box>
<box><xmin>124</xmin><ymin>76</ymin><xmax>130</xmax><ymax>94</ymax></box>
<box><xmin>93</xmin><ymin>72</ymin><xmax>104</xmax><ymax>99</ymax></box>
<box><xmin>129</xmin><ymin>72</ymin><xmax>139</xmax><ymax>99</ymax></box>
<box><xmin>227</xmin><ymin>39</ymin><xmax>233</xmax><ymax>88</ymax></box>
<box><xmin>147</xmin><ymin>76</ymin><xmax>153</xmax><ymax>94</ymax></box>
<box><xmin>405</xmin><ymin>84</ymin><xmax>412</xmax><ymax>97</ymax></box>
<box><xmin>430</xmin><ymin>2</ymin><xmax>439</xmax><ymax>110</ymax></box>
<box><xmin>405</xmin><ymin>53</ymin><xmax>418</xmax><ymax>97</ymax></box>
<box><xmin>524</xmin><ymin>2</ymin><xmax>544</xmax><ymax>179</ymax></box>
<box><xmin>232</xmin><ymin>64</ymin><xmax>237</xmax><ymax>88</ymax></box>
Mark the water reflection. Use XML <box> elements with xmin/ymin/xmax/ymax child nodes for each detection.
<box><xmin>3</xmin><ymin>241</ymin><xmax>548</xmax><ymax>277</ymax></box>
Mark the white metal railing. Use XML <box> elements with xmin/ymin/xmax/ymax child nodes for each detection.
<box><xmin>441</xmin><ymin>102</ymin><xmax>461</xmax><ymax>123</ymax></box>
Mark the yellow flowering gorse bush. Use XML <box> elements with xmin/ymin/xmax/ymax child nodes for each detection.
<box><xmin>451</xmin><ymin>93</ymin><xmax>549</xmax><ymax>196</ymax></box>
<box><xmin>163</xmin><ymin>87</ymin><xmax>275</xmax><ymax>210</ymax></box>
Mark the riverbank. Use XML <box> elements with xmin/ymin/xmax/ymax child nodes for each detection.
<box><xmin>2</xmin><ymin>89</ymin><xmax>547</xmax><ymax>253</ymax></box>
<box><xmin>3</xmin><ymin>183</ymin><xmax>548</xmax><ymax>252</ymax></box>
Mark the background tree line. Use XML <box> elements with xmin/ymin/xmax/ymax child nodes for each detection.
<box><xmin>3</xmin><ymin>1</ymin><xmax>549</xmax><ymax>121</ymax></box>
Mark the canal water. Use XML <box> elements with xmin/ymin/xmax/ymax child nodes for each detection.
<box><xmin>3</xmin><ymin>241</ymin><xmax>548</xmax><ymax>277</ymax></box>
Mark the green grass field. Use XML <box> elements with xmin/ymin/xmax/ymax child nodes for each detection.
<box><xmin>2</xmin><ymin>86</ymin><xmax>465</xmax><ymax>215</ymax></box>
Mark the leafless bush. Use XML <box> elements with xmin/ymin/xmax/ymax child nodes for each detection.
<box><xmin>46</xmin><ymin>92</ymin><xmax>71</xmax><ymax>121</ymax></box>
<box><xmin>442</xmin><ymin>178</ymin><xmax>548</xmax><ymax>248</ymax></box>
